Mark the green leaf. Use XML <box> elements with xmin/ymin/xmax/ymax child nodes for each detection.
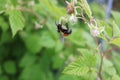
<box><xmin>9</xmin><ymin>9</ymin><xmax>25</xmax><ymax>37</ymax></box>
<box><xmin>3</xmin><ymin>60</ymin><xmax>16</xmax><ymax>74</ymax></box>
<box><xmin>0</xmin><ymin>17</ymin><xmax>9</xmax><ymax>32</ymax></box>
<box><xmin>82</xmin><ymin>31</ymin><xmax>97</xmax><ymax>48</ymax></box>
<box><xmin>41</xmin><ymin>34</ymin><xmax>55</xmax><ymax>48</ymax></box>
<box><xmin>82</xmin><ymin>70</ymin><xmax>97</xmax><ymax>80</ymax></box>
<box><xmin>63</xmin><ymin>49</ymin><xmax>96</xmax><ymax>76</ymax></box>
<box><xmin>0</xmin><ymin>0</ymin><xmax>6</xmax><ymax>12</ymax></box>
<box><xmin>20</xmin><ymin>64</ymin><xmax>46</xmax><ymax>80</ymax></box>
<box><xmin>0</xmin><ymin>66</ymin><xmax>2</xmax><ymax>75</ymax></box>
<box><xmin>34</xmin><ymin>0</ymin><xmax>65</xmax><ymax>19</ymax></box>
<box><xmin>58</xmin><ymin>75</ymin><xmax>79</xmax><ymax>80</ymax></box>
<box><xmin>40</xmin><ymin>31</ymin><xmax>55</xmax><ymax>48</ymax></box>
<box><xmin>112</xmin><ymin>21</ymin><xmax>120</xmax><ymax>37</ymax></box>
<box><xmin>68</xmin><ymin>29</ymin><xmax>86</xmax><ymax>46</ymax></box>
<box><xmin>112</xmin><ymin>74</ymin><xmax>120</xmax><ymax>80</ymax></box>
<box><xmin>79</xmin><ymin>0</ymin><xmax>92</xmax><ymax>18</ymax></box>
<box><xmin>0</xmin><ymin>75</ymin><xmax>9</xmax><ymax>80</ymax></box>
<box><xmin>112</xmin><ymin>11</ymin><xmax>120</xmax><ymax>26</ymax></box>
<box><xmin>20</xmin><ymin>62</ymin><xmax>53</xmax><ymax>80</ymax></box>
<box><xmin>52</xmin><ymin>54</ymin><xmax>65</xmax><ymax>69</ymax></box>
<box><xmin>90</xmin><ymin>4</ymin><xmax>105</xmax><ymax>18</ymax></box>
<box><xmin>55</xmin><ymin>40</ymin><xmax>63</xmax><ymax>53</ymax></box>
<box><xmin>112</xmin><ymin>52</ymin><xmax>120</xmax><ymax>75</ymax></box>
<box><xmin>0</xmin><ymin>32</ymin><xmax>12</xmax><ymax>45</ymax></box>
<box><xmin>97</xmin><ymin>20</ymin><xmax>112</xmax><ymax>38</ymax></box>
<box><xmin>78</xmin><ymin>49</ymin><xmax>96</xmax><ymax>67</ymax></box>
<box><xmin>110</xmin><ymin>38</ymin><xmax>120</xmax><ymax>47</ymax></box>
<box><xmin>102</xmin><ymin>58</ymin><xmax>116</xmax><ymax>76</ymax></box>
<box><xmin>22</xmin><ymin>34</ymin><xmax>42</xmax><ymax>53</ymax></box>
<box><xmin>63</xmin><ymin>63</ymin><xmax>89</xmax><ymax>76</ymax></box>
<box><xmin>19</xmin><ymin>53</ymin><xmax>36</xmax><ymax>67</ymax></box>
<box><xmin>105</xmin><ymin>25</ymin><xmax>112</xmax><ymax>38</ymax></box>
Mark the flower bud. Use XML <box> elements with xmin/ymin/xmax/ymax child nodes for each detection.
<box><xmin>66</xmin><ymin>1</ymin><xmax>74</xmax><ymax>15</ymax></box>
<box><xmin>28</xmin><ymin>1</ymin><xmax>35</xmax><ymax>7</ymax></box>
<box><xmin>74</xmin><ymin>0</ymin><xmax>77</xmax><ymax>4</ymax></box>
<box><xmin>35</xmin><ymin>22</ymin><xmax>43</xmax><ymax>29</ymax></box>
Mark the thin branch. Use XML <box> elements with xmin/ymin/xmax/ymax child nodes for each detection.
<box><xmin>97</xmin><ymin>43</ymin><xmax>104</xmax><ymax>80</ymax></box>
<box><xmin>17</xmin><ymin>7</ymin><xmax>41</xmax><ymax>20</ymax></box>
<box><xmin>98</xmin><ymin>52</ymin><xmax>104</xmax><ymax>80</ymax></box>
<box><xmin>103</xmin><ymin>46</ymin><xmax>120</xmax><ymax>54</ymax></box>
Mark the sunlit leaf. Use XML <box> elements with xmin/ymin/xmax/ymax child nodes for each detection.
<box><xmin>112</xmin><ymin>74</ymin><xmax>120</xmax><ymax>80</ymax></box>
<box><xmin>112</xmin><ymin>11</ymin><xmax>120</xmax><ymax>26</ymax></box>
<box><xmin>112</xmin><ymin>52</ymin><xmax>120</xmax><ymax>75</ymax></box>
<box><xmin>0</xmin><ymin>0</ymin><xmax>6</xmax><ymax>13</ymax></box>
<box><xmin>63</xmin><ymin>49</ymin><xmax>96</xmax><ymax>76</ymax></box>
<box><xmin>112</xmin><ymin>21</ymin><xmax>120</xmax><ymax>37</ymax></box>
<box><xmin>19</xmin><ymin>53</ymin><xmax>37</xmax><ymax>67</ymax></box>
<box><xmin>19</xmin><ymin>64</ymin><xmax>46</xmax><ymax>80</ymax></box>
<box><xmin>21</xmin><ymin>34</ymin><xmax>42</xmax><ymax>53</ymax></box>
<box><xmin>79</xmin><ymin>0</ymin><xmax>92</xmax><ymax>18</ymax></box>
<box><xmin>58</xmin><ymin>75</ymin><xmax>80</xmax><ymax>80</ymax></box>
<box><xmin>9</xmin><ymin>10</ymin><xmax>25</xmax><ymax>37</ymax></box>
<box><xmin>41</xmin><ymin>33</ymin><xmax>55</xmax><ymax>48</ymax></box>
<box><xmin>110</xmin><ymin>38</ymin><xmax>120</xmax><ymax>47</ymax></box>
<box><xmin>97</xmin><ymin>20</ymin><xmax>112</xmax><ymax>38</ymax></box>
<box><xmin>102</xmin><ymin>58</ymin><xmax>116</xmax><ymax>76</ymax></box>
<box><xmin>52</xmin><ymin>54</ymin><xmax>65</xmax><ymax>69</ymax></box>
<box><xmin>55</xmin><ymin>40</ymin><xmax>64</xmax><ymax>53</ymax></box>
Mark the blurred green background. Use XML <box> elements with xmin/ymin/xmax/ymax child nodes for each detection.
<box><xmin>0</xmin><ymin>0</ymin><xmax>120</xmax><ymax>80</ymax></box>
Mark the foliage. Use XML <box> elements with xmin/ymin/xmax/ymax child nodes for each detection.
<box><xmin>63</xmin><ymin>49</ymin><xmax>96</xmax><ymax>76</ymax></box>
<box><xmin>0</xmin><ymin>0</ymin><xmax>120</xmax><ymax>80</ymax></box>
<box><xmin>9</xmin><ymin>10</ymin><xmax>25</xmax><ymax>37</ymax></box>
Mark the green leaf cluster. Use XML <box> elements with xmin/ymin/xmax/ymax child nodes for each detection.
<box><xmin>63</xmin><ymin>49</ymin><xmax>97</xmax><ymax>80</ymax></box>
<box><xmin>0</xmin><ymin>0</ymin><xmax>120</xmax><ymax>80</ymax></box>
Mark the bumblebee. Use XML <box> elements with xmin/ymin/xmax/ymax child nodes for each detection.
<box><xmin>56</xmin><ymin>22</ymin><xmax>72</xmax><ymax>36</ymax></box>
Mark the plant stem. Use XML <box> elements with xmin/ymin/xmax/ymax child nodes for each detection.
<box><xmin>98</xmin><ymin>44</ymin><xmax>104</xmax><ymax>80</ymax></box>
<box><xmin>98</xmin><ymin>53</ymin><xmax>104</xmax><ymax>80</ymax></box>
<box><xmin>18</xmin><ymin>7</ymin><xmax>41</xmax><ymax>20</ymax></box>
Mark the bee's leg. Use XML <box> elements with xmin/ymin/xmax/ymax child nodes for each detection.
<box><xmin>65</xmin><ymin>23</ymin><xmax>69</xmax><ymax>30</ymax></box>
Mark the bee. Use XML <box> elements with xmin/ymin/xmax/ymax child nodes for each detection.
<box><xmin>55</xmin><ymin>22</ymin><xmax>72</xmax><ymax>36</ymax></box>
<box><xmin>55</xmin><ymin>22</ymin><xmax>72</xmax><ymax>43</ymax></box>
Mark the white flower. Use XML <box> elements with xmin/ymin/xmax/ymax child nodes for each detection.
<box><xmin>28</xmin><ymin>1</ymin><xmax>35</xmax><ymax>7</ymax></box>
<box><xmin>90</xmin><ymin>27</ymin><xmax>100</xmax><ymax>37</ymax></box>
<box><xmin>69</xmin><ymin>14</ymin><xmax>77</xmax><ymax>23</ymax></box>
<box><xmin>35</xmin><ymin>22</ymin><xmax>42</xmax><ymax>29</ymax></box>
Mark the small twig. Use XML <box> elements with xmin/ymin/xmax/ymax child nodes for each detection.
<box><xmin>17</xmin><ymin>7</ymin><xmax>41</xmax><ymax>20</ymax></box>
<box><xmin>103</xmin><ymin>46</ymin><xmax>120</xmax><ymax>54</ymax></box>
<box><xmin>97</xmin><ymin>43</ymin><xmax>104</xmax><ymax>80</ymax></box>
<box><xmin>98</xmin><ymin>53</ymin><xmax>104</xmax><ymax>80</ymax></box>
